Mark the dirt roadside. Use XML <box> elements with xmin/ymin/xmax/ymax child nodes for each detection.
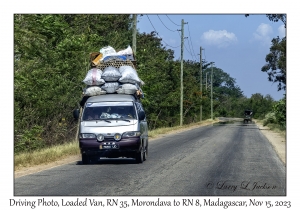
<box><xmin>14</xmin><ymin>120</ymin><xmax>286</xmax><ymax>178</ymax></box>
<box><xmin>253</xmin><ymin>120</ymin><xmax>286</xmax><ymax>165</ymax></box>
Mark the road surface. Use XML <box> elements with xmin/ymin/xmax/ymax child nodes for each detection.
<box><xmin>14</xmin><ymin>120</ymin><xmax>286</xmax><ymax>196</ymax></box>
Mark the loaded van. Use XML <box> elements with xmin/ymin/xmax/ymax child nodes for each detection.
<box><xmin>73</xmin><ymin>94</ymin><xmax>148</xmax><ymax>164</ymax></box>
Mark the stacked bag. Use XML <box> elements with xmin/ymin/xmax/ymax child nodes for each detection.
<box><xmin>82</xmin><ymin>45</ymin><xmax>144</xmax><ymax>99</ymax></box>
<box><xmin>82</xmin><ymin>68</ymin><xmax>106</xmax><ymax>96</ymax></box>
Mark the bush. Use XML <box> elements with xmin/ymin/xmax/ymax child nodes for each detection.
<box><xmin>263</xmin><ymin>112</ymin><xmax>276</xmax><ymax>126</ymax></box>
<box><xmin>15</xmin><ymin>125</ymin><xmax>45</xmax><ymax>153</ymax></box>
<box><xmin>273</xmin><ymin>97</ymin><xmax>286</xmax><ymax>128</ymax></box>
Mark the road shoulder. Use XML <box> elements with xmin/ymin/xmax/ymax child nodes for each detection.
<box><xmin>254</xmin><ymin>120</ymin><xmax>286</xmax><ymax>165</ymax></box>
<box><xmin>14</xmin><ymin>154</ymin><xmax>81</xmax><ymax>178</ymax></box>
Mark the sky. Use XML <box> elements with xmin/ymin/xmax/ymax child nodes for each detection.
<box><xmin>136</xmin><ymin>14</ymin><xmax>286</xmax><ymax>101</ymax></box>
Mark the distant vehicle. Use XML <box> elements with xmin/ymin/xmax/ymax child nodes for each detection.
<box><xmin>244</xmin><ymin>110</ymin><xmax>253</xmax><ymax>123</ymax></box>
<box><xmin>73</xmin><ymin>94</ymin><xmax>148</xmax><ymax>164</ymax></box>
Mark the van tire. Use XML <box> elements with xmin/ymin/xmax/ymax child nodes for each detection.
<box><xmin>143</xmin><ymin>145</ymin><xmax>148</xmax><ymax>161</ymax></box>
<box><xmin>82</xmin><ymin>154</ymin><xmax>89</xmax><ymax>165</ymax></box>
<box><xmin>135</xmin><ymin>149</ymin><xmax>144</xmax><ymax>164</ymax></box>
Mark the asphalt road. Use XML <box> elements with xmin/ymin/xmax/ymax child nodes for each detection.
<box><xmin>14</xmin><ymin>120</ymin><xmax>286</xmax><ymax>196</ymax></box>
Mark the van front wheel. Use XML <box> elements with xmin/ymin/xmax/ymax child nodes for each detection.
<box><xmin>82</xmin><ymin>154</ymin><xmax>89</xmax><ymax>165</ymax></box>
<box><xmin>135</xmin><ymin>148</ymin><xmax>144</xmax><ymax>164</ymax></box>
<box><xmin>143</xmin><ymin>145</ymin><xmax>148</xmax><ymax>161</ymax></box>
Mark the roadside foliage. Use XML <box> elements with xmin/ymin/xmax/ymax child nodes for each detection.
<box><xmin>14</xmin><ymin>14</ymin><xmax>285</xmax><ymax>153</ymax></box>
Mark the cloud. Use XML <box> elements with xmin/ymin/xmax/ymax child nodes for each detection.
<box><xmin>201</xmin><ymin>30</ymin><xmax>238</xmax><ymax>48</ymax></box>
<box><xmin>253</xmin><ymin>23</ymin><xmax>273</xmax><ymax>45</ymax></box>
<box><xmin>256</xmin><ymin>23</ymin><xmax>273</xmax><ymax>36</ymax></box>
<box><xmin>278</xmin><ymin>25</ymin><xmax>285</xmax><ymax>38</ymax></box>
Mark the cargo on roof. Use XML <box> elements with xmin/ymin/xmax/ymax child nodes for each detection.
<box><xmin>80</xmin><ymin>45</ymin><xmax>144</xmax><ymax>104</ymax></box>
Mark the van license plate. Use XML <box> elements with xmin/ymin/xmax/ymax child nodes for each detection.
<box><xmin>100</xmin><ymin>144</ymin><xmax>119</xmax><ymax>149</ymax></box>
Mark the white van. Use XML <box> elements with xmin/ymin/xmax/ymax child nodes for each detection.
<box><xmin>73</xmin><ymin>94</ymin><xmax>148</xmax><ymax>164</ymax></box>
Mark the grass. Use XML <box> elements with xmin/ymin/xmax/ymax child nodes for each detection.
<box><xmin>254</xmin><ymin>119</ymin><xmax>286</xmax><ymax>139</ymax></box>
<box><xmin>14</xmin><ymin>141</ymin><xmax>80</xmax><ymax>171</ymax></box>
<box><xmin>14</xmin><ymin>119</ymin><xmax>218</xmax><ymax>171</ymax></box>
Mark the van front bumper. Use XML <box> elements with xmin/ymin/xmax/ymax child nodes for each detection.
<box><xmin>79</xmin><ymin>137</ymin><xmax>141</xmax><ymax>158</ymax></box>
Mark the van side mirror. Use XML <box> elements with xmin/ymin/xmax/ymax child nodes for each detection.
<box><xmin>135</xmin><ymin>102</ymin><xmax>146</xmax><ymax>121</ymax></box>
<box><xmin>73</xmin><ymin>109</ymin><xmax>80</xmax><ymax>120</ymax></box>
<box><xmin>138</xmin><ymin>111</ymin><xmax>145</xmax><ymax>121</ymax></box>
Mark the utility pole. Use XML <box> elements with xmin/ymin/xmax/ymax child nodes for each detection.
<box><xmin>206</xmin><ymin>72</ymin><xmax>208</xmax><ymax>90</ymax></box>
<box><xmin>199</xmin><ymin>47</ymin><xmax>203</xmax><ymax>122</ymax></box>
<box><xmin>132</xmin><ymin>14</ymin><xmax>137</xmax><ymax>56</ymax></box>
<box><xmin>180</xmin><ymin>19</ymin><xmax>184</xmax><ymax>126</ymax></box>
<box><xmin>211</xmin><ymin>63</ymin><xmax>214</xmax><ymax>120</ymax></box>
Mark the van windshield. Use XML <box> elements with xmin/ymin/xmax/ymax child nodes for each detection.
<box><xmin>82</xmin><ymin>102</ymin><xmax>137</xmax><ymax>121</ymax></box>
<box><xmin>244</xmin><ymin>110</ymin><xmax>253</xmax><ymax>116</ymax></box>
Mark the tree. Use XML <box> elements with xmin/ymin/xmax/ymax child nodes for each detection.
<box><xmin>262</xmin><ymin>36</ymin><xmax>286</xmax><ymax>91</ymax></box>
<box><xmin>136</xmin><ymin>31</ymin><xmax>177</xmax><ymax>129</ymax></box>
<box><xmin>266</xmin><ymin>15</ymin><xmax>286</xmax><ymax>91</ymax></box>
<box><xmin>248</xmin><ymin>93</ymin><xmax>275</xmax><ymax>119</ymax></box>
<box><xmin>266</xmin><ymin>14</ymin><xmax>286</xmax><ymax>28</ymax></box>
<box><xmin>14</xmin><ymin>14</ymin><xmax>133</xmax><ymax>152</ymax></box>
<box><xmin>245</xmin><ymin>14</ymin><xmax>286</xmax><ymax>92</ymax></box>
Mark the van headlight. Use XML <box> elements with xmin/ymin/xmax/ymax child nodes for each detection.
<box><xmin>122</xmin><ymin>131</ymin><xmax>141</xmax><ymax>137</ymax></box>
<box><xmin>97</xmin><ymin>134</ymin><xmax>104</xmax><ymax>142</ymax></box>
<box><xmin>114</xmin><ymin>133</ymin><xmax>122</xmax><ymax>141</ymax></box>
<box><xmin>80</xmin><ymin>133</ymin><xmax>96</xmax><ymax>139</ymax></box>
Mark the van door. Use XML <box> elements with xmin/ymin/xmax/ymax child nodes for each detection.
<box><xmin>135</xmin><ymin>102</ymin><xmax>148</xmax><ymax>159</ymax></box>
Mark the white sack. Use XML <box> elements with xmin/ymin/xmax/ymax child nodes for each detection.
<box><xmin>102</xmin><ymin>66</ymin><xmax>122</xmax><ymax>82</ymax></box>
<box><xmin>119</xmin><ymin>65</ymin><xmax>141</xmax><ymax>84</ymax></box>
<box><xmin>117</xmin><ymin>45</ymin><xmax>133</xmax><ymax>56</ymax></box>
<box><xmin>116</xmin><ymin>83</ymin><xmax>138</xmax><ymax>95</ymax></box>
<box><xmin>83</xmin><ymin>68</ymin><xmax>105</xmax><ymax>85</ymax></box>
<box><xmin>101</xmin><ymin>82</ymin><xmax>120</xmax><ymax>93</ymax></box>
<box><xmin>99</xmin><ymin>46</ymin><xmax>118</xmax><ymax>60</ymax></box>
<box><xmin>84</xmin><ymin>86</ymin><xmax>106</xmax><ymax>96</ymax></box>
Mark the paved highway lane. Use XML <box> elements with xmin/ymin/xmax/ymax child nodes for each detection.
<box><xmin>14</xmin><ymin>121</ymin><xmax>286</xmax><ymax>196</ymax></box>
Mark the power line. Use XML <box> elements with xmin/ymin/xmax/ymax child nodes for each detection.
<box><xmin>157</xmin><ymin>15</ymin><xmax>177</xmax><ymax>32</ymax></box>
<box><xmin>185</xmin><ymin>37</ymin><xmax>197</xmax><ymax>61</ymax></box>
<box><xmin>183</xmin><ymin>37</ymin><xmax>198</xmax><ymax>61</ymax></box>
<box><xmin>176</xmin><ymin>22</ymin><xmax>198</xmax><ymax>61</ymax></box>
<box><xmin>187</xmin><ymin>23</ymin><xmax>197</xmax><ymax>58</ymax></box>
<box><xmin>146</xmin><ymin>15</ymin><xmax>181</xmax><ymax>49</ymax></box>
<box><xmin>184</xmin><ymin>42</ymin><xmax>197</xmax><ymax>61</ymax></box>
<box><xmin>145</xmin><ymin>15</ymin><xmax>200</xmax><ymax>62</ymax></box>
<box><xmin>176</xmin><ymin>30</ymin><xmax>182</xmax><ymax>39</ymax></box>
<box><xmin>177</xmin><ymin>27</ymin><xmax>198</xmax><ymax>61</ymax></box>
<box><xmin>165</xmin><ymin>15</ymin><xmax>181</xmax><ymax>26</ymax></box>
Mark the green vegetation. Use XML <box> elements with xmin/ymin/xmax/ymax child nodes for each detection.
<box><xmin>262</xmin><ymin>95</ymin><xmax>286</xmax><ymax>129</ymax></box>
<box><xmin>14</xmin><ymin>14</ymin><xmax>286</xmax><ymax>156</ymax></box>
<box><xmin>261</xmin><ymin>36</ymin><xmax>286</xmax><ymax>91</ymax></box>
